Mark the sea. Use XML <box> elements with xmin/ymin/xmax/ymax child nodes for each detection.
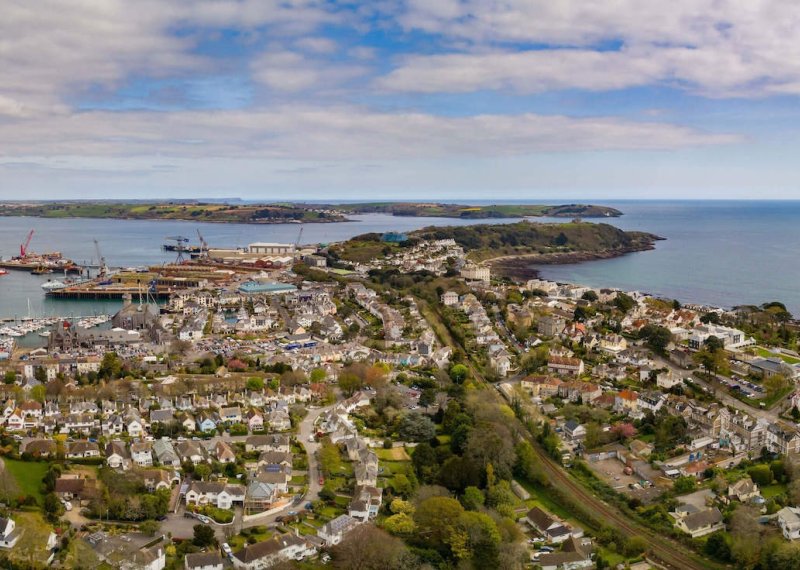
<box><xmin>1</xmin><ymin>200</ymin><xmax>799</xmax><ymax>320</ymax></box>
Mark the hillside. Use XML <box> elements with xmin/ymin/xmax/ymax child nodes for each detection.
<box><xmin>332</xmin><ymin>202</ymin><xmax>622</xmax><ymax>218</ymax></box>
<box><xmin>0</xmin><ymin>202</ymin><xmax>345</xmax><ymax>224</ymax></box>
<box><xmin>413</xmin><ymin>221</ymin><xmax>661</xmax><ymax>279</ymax></box>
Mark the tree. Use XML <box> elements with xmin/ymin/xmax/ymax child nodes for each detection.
<box><xmin>382</xmin><ymin>513</ymin><xmax>416</xmax><ymax>536</ymax></box>
<box><xmin>30</xmin><ymin>384</ymin><xmax>46</xmax><ymax>403</ymax></box>
<box><xmin>449</xmin><ymin>364</ymin><xmax>469</xmax><ymax>384</ymax></box>
<box><xmin>449</xmin><ymin>511</ymin><xmax>501</xmax><ymax>565</ymax></box>
<box><xmin>673</xmin><ymin>476</ymin><xmax>696</xmax><ymax>494</ymax></box>
<box><xmin>418</xmin><ymin>388</ymin><xmax>437</xmax><ymax>409</ymax></box>
<box><xmin>310</xmin><ymin>368</ymin><xmax>326</xmax><ymax>383</ymax></box>
<box><xmin>704</xmin><ymin>335</ymin><xmax>725</xmax><ymax>353</ymax></box>
<box><xmin>332</xmin><ymin>525</ymin><xmax>412</xmax><ymax>570</ymax></box>
<box><xmin>246</xmin><ymin>377</ymin><xmax>264</xmax><ymax>391</ymax></box>
<box><xmin>581</xmin><ymin>290</ymin><xmax>598</xmax><ymax>302</ymax></box>
<box><xmin>3</xmin><ymin>371</ymin><xmax>16</xmax><ymax>385</ymax></box>
<box><xmin>389</xmin><ymin>498</ymin><xmax>414</xmax><ymax>515</ymax></box>
<box><xmin>43</xmin><ymin>492</ymin><xmax>64</xmax><ymax>523</ymax></box>
<box><xmin>638</xmin><ymin>324</ymin><xmax>672</xmax><ymax>354</ymax></box>
<box><xmin>748</xmin><ymin>464</ymin><xmax>774</xmax><ymax>486</ymax></box>
<box><xmin>765</xmin><ymin>374</ymin><xmax>790</xmax><ymax>399</ymax></box>
<box><xmin>614</xmin><ymin>293</ymin><xmax>635</xmax><ymax>313</ymax></box>
<box><xmin>193</xmin><ymin>524</ymin><xmax>216</xmax><ymax>547</ymax></box>
<box><xmin>623</xmin><ymin>536</ymin><xmax>648</xmax><ymax>558</ymax></box>
<box><xmin>99</xmin><ymin>351</ymin><xmax>123</xmax><ymax>379</ymax></box>
<box><xmin>338</xmin><ymin>372</ymin><xmax>363</xmax><ymax>397</ymax></box>
<box><xmin>412</xmin><ymin>443</ymin><xmax>439</xmax><ymax>482</ymax></box>
<box><xmin>414</xmin><ymin>496</ymin><xmax>465</xmax><ymax>547</ymax></box>
<box><xmin>730</xmin><ymin>506</ymin><xmax>763</xmax><ymax>568</ymax></box>
<box><xmin>399</xmin><ymin>412</ymin><xmax>436</xmax><ymax>442</ymax></box>
<box><xmin>704</xmin><ymin>531</ymin><xmax>732</xmax><ymax>562</ymax></box>
<box><xmin>194</xmin><ymin>464</ymin><xmax>211</xmax><ymax>481</ymax></box>
<box><xmin>139</xmin><ymin>520</ymin><xmax>160</xmax><ymax>536</ymax></box>
<box><xmin>461</xmin><ymin>486</ymin><xmax>485</xmax><ymax>511</ymax></box>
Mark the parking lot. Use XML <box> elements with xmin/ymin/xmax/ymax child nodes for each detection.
<box><xmin>590</xmin><ymin>458</ymin><xmax>663</xmax><ymax>503</ymax></box>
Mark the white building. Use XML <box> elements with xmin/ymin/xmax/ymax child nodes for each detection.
<box><xmin>460</xmin><ymin>263</ymin><xmax>490</xmax><ymax>282</ymax></box>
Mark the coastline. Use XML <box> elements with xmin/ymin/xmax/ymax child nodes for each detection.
<box><xmin>0</xmin><ymin>213</ymin><xmax>355</xmax><ymax>225</ymax></box>
<box><xmin>486</xmin><ymin>241</ymin><xmax>660</xmax><ymax>281</ymax></box>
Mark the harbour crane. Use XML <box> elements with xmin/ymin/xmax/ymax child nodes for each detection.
<box><xmin>196</xmin><ymin>229</ymin><xmax>209</xmax><ymax>258</ymax></box>
<box><xmin>165</xmin><ymin>235</ymin><xmax>190</xmax><ymax>263</ymax></box>
<box><xmin>19</xmin><ymin>229</ymin><xmax>34</xmax><ymax>257</ymax></box>
<box><xmin>294</xmin><ymin>225</ymin><xmax>304</xmax><ymax>250</ymax></box>
<box><xmin>93</xmin><ymin>239</ymin><xmax>108</xmax><ymax>278</ymax></box>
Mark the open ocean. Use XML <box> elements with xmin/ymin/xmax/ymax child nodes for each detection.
<box><xmin>1</xmin><ymin>200</ymin><xmax>799</xmax><ymax>318</ymax></box>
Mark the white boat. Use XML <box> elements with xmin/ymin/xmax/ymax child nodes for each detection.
<box><xmin>38</xmin><ymin>331</ymin><xmax>51</xmax><ymax>338</ymax></box>
<box><xmin>41</xmin><ymin>280</ymin><xmax>67</xmax><ymax>291</ymax></box>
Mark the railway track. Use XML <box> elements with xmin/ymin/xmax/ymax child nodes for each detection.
<box><xmin>416</xmin><ymin>298</ymin><xmax>717</xmax><ymax>570</ymax></box>
<box><xmin>529</xmin><ymin>440</ymin><xmax>716</xmax><ymax>570</ymax></box>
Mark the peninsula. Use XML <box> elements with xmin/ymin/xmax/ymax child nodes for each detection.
<box><xmin>0</xmin><ymin>201</ymin><xmax>622</xmax><ymax>224</ymax></box>
<box><xmin>334</xmin><ymin>220</ymin><xmax>660</xmax><ymax>279</ymax></box>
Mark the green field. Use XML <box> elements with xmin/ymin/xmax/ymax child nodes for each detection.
<box><xmin>756</xmin><ymin>347</ymin><xmax>800</xmax><ymax>364</ymax></box>
<box><xmin>761</xmin><ymin>483</ymin><xmax>787</xmax><ymax>499</ymax></box>
<box><xmin>1</xmin><ymin>459</ymin><xmax>48</xmax><ymax>504</ymax></box>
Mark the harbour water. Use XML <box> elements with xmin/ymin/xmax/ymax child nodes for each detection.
<box><xmin>533</xmin><ymin>200</ymin><xmax>800</xmax><ymax>314</ymax></box>
<box><xmin>1</xmin><ymin>201</ymin><xmax>800</xmax><ymax>318</ymax></box>
<box><xmin>0</xmin><ymin>213</ymin><xmax>519</xmax><ymax>319</ymax></box>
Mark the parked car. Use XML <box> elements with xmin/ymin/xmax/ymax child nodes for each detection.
<box><xmin>222</xmin><ymin>543</ymin><xmax>233</xmax><ymax>556</ymax></box>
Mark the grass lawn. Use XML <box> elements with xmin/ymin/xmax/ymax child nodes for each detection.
<box><xmin>317</xmin><ymin>505</ymin><xmax>340</xmax><ymax>520</ymax></box>
<box><xmin>597</xmin><ymin>546</ymin><xmax>625</xmax><ymax>567</ymax></box>
<box><xmin>376</xmin><ymin>447</ymin><xmax>411</xmax><ymax>461</ymax></box>
<box><xmin>6</xmin><ymin>511</ymin><xmax>54</xmax><ymax>568</ymax></box>
<box><xmin>519</xmin><ymin>480</ymin><xmax>583</xmax><ymax>526</ymax></box>
<box><xmin>1</xmin><ymin>459</ymin><xmax>48</xmax><ymax>504</ymax></box>
<box><xmin>762</xmin><ymin>483</ymin><xmax>787</xmax><ymax>499</ymax></box>
<box><xmin>756</xmin><ymin>347</ymin><xmax>800</xmax><ymax>364</ymax></box>
<box><xmin>64</xmin><ymin>535</ymin><xmax>102</xmax><ymax>567</ymax></box>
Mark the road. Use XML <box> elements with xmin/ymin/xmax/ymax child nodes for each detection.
<box><xmin>651</xmin><ymin>353</ymin><xmax>784</xmax><ymax>421</ymax></box>
<box><xmin>111</xmin><ymin>403</ymin><xmax>335</xmax><ymax>541</ymax></box>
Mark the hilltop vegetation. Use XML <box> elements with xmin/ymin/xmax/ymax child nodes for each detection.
<box><xmin>0</xmin><ymin>202</ymin><xmax>345</xmax><ymax>223</ymax></box>
<box><xmin>414</xmin><ymin>221</ymin><xmax>660</xmax><ymax>263</ymax></box>
<box><xmin>334</xmin><ymin>202</ymin><xmax>623</xmax><ymax>218</ymax></box>
<box><xmin>0</xmin><ymin>200</ymin><xmax>622</xmax><ymax>224</ymax></box>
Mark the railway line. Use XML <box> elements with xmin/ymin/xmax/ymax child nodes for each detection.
<box><xmin>417</xmin><ymin>297</ymin><xmax>718</xmax><ymax>570</ymax></box>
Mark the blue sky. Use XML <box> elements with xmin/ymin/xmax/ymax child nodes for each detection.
<box><xmin>2</xmin><ymin>1</ymin><xmax>800</xmax><ymax>200</ymax></box>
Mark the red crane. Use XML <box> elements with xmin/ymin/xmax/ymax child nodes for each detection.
<box><xmin>20</xmin><ymin>229</ymin><xmax>34</xmax><ymax>257</ymax></box>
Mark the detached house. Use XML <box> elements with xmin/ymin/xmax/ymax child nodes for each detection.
<box><xmin>727</xmin><ymin>478</ymin><xmax>760</xmax><ymax>503</ymax></box>
<box><xmin>525</xmin><ymin>507</ymin><xmax>573</xmax><ymax>544</ymax></box>
<box><xmin>105</xmin><ymin>440</ymin><xmax>131</xmax><ymax>470</ymax></box>
<box><xmin>547</xmin><ymin>355</ymin><xmax>584</xmax><ymax>377</ymax></box>
<box><xmin>348</xmin><ymin>486</ymin><xmax>382</xmax><ymax>522</ymax></box>
<box><xmin>674</xmin><ymin>507</ymin><xmax>724</xmax><ymax>538</ymax></box>
<box><xmin>67</xmin><ymin>440</ymin><xmax>101</xmax><ymax>459</ymax></box>
<box><xmin>131</xmin><ymin>441</ymin><xmax>154</xmax><ymax>467</ymax></box>
<box><xmin>231</xmin><ymin>533</ymin><xmax>315</xmax><ymax>569</ymax></box>
<box><xmin>778</xmin><ymin>506</ymin><xmax>800</xmax><ymax>540</ymax></box>
<box><xmin>317</xmin><ymin>515</ymin><xmax>360</xmax><ymax>546</ymax></box>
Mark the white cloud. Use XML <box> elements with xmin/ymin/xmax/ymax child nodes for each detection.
<box><xmin>250</xmin><ymin>50</ymin><xmax>367</xmax><ymax>92</ymax></box>
<box><xmin>389</xmin><ymin>0</ymin><xmax>800</xmax><ymax>97</ymax></box>
<box><xmin>0</xmin><ymin>0</ymin><xmax>338</xmax><ymax>113</ymax></box>
<box><xmin>0</xmin><ymin>106</ymin><xmax>739</xmax><ymax>163</ymax></box>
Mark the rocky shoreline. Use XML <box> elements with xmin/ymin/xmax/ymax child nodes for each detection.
<box><xmin>489</xmin><ymin>240</ymin><xmax>662</xmax><ymax>281</ymax></box>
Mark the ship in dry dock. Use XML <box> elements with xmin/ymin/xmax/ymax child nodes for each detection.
<box><xmin>0</xmin><ymin>229</ymin><xmax>82</xmax><ymax>274</ymax></box>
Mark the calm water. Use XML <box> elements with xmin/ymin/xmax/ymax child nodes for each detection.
<box><xmin>534</xmin><ymin>200</ymin><xmax>800</xmax><ymax>314</ymax></box>
<box><xmin>1</xmin><ymin>201</ymin><xmax>799</xmax><ymax>319</ymax></box>
<box><xmin>0</xmin><ymin>213</ymin><xmax>519</xmax><ymax>319</ymax></box>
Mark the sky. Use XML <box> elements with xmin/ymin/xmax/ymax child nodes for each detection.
<box><xmin>3</xmin><ymin>1</ymin><xmax>800</xmax><ymax>201</ymax></box>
